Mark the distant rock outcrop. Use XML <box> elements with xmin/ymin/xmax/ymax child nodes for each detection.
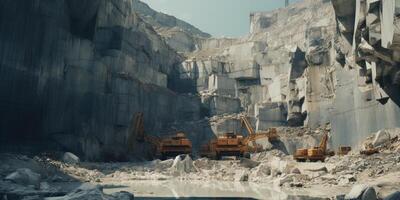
<box><xmin>132</xmin><ymin>0</ymin><xmax>211</xmax><ymax>53</ymax></box>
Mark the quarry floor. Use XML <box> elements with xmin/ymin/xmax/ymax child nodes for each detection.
<box><xmin>1</xmin><ymin>128</ymin><xmax>399</xmax><ymax>199</ymax></box>
<box><xmin>1</xmin><ymin>146</ymin><xmax>400</xmax><ymax>200</ymax></box>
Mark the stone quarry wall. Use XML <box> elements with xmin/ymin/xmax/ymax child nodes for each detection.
<box><xmin>1</xmin><ymin>0</ymin><xmax>399</xmax><ymax>160</ymax></box>
<box><xmin>330</xmin><ymin>0</ymin><xmax>400</xmax><ymax>147</ymax></box>
<box><xmin>178</xmin><ymin>0</ymin><xmax>338</xmax><ymax>134</ymax></box>
<box><xmin>176</xmin><ymin>0</ymin><xmax>400</xmax><ymax>149</ymax></box>
<box><xmin>0</xmin><ymin>0</ymin><xmax>203</xmax><ymax>161</ymax></box>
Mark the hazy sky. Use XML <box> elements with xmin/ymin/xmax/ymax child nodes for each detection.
<box><xmin>141</xmin><ymin>0</ymin><xmax>300</xmax><ymax>37</ymax></box>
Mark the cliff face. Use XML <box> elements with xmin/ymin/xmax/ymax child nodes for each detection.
<box><xmin>330</xmin><ymin>0</ymin><xmax>400</xmax><ymax>146</ymax></box>
<box><xmin>1</xmin><ymin>0</ymin><xmax>399</xmax><ymax>160</ymax></box>
<box><xmin>178</xmin><ymin>0</ymin><xmax>337</xmax><ymax>131</ymax></box>
<box><xmin>0</xmin><ymin>0</ymin><xmax>203</xmax><ymax>160</ymax></box>
<box><xmin>175</xmin><ymin>0</ymin><xmax>400</xmax><ymax>148</ymax></box>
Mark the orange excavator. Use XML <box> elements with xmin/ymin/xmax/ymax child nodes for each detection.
<box><xmin>131</xmin><ymin>112</ymin><xmax>192</xmax><ymax>159</ymax></box>
<box><xmin>200</xmin><ymin>115</ymin><xmax>279</xmax><ymax>159</ymax></box>
<box><xmin>294</xmin><ymin>132</ymin><xmax>334</xmax><ymax>162</ymax></box>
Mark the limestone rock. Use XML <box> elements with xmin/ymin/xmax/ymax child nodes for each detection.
<box><xmin>253</xmin><ymin>163</ymin><xmax>271</xmax><ymax>176</ymax></box>
<box><xmin>345</xmin><ymin>184</ymin><xmax>369</xmax><ymax>199</ymax></box>
<box><xmin>109</xmin><ymin>191</ymin><xmax>135</xmax><ymax>200</ymax></box>
<box><xmin>5</xmin><ymin>168</ymin><xmax>41</xmax><ymax>189</ymax></box>
<box><xmin>234</xmin><ymin>171</ymin><xmax>249</xmax><ymax>182</ymax></box>
<box><xmin>361</xmin><ymin>187</ymin><xmax>377</xmax><ymax>200</ymax></box>
<box><xmin>63</xmin><ymin>152</ymin><xmax>80</xmax><ymax>165</ymax></box>
<box><xmin>372</xmin><ymin>130</ymin><xmax>391</xmax><ymax>147</ymax></box>
<box><xmin>57</xmin><ymin>184</ymin><xmax>104</xmax><ymax>200</ymax></box>
<box><xmin>170</xmin><ymin>155</ymin><xmax>197</xmax><ymax>174</ymax></box>
<box><xmin>384</xmin><ymin>191</ymin><xmax>400</xmax><ymax>200</ymax></box>
<box><xmin>275</xmin><ymin>175</ymin><xmax>294</xmax><ymax>187</ymax></box>
<box><xmin>239</xmin><ymin>158</ymin><xmax>260</xmax><ymax>169</ymax></box>
<box><xmin>291</xmin><ymin>168</ymin><xmax>301</xmax><ymax>174</ymax></box>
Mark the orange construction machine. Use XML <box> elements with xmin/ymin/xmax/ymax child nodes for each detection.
<box><xmin>200</xmin><ymin>116</ymin><xmax>279</xmax><ymax>160</ymax></box>
<box><xmin>294</xmin><ymin>132</ymin><xmax>334</xmax><ymax>162</ymax></box>
<box><xmin>131</xmin><ymin>112</ymin><xmax>192</xmax><ymax>159</ymax></box>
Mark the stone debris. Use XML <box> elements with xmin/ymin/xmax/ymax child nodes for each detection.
<box><xmin>1</xmin><ymin>128</ymin><xmax>400</xmax><ymax>199</ymax></box>
<box><xmin>239</xmin><ymin>158</ymin><xmax>260</xmax><ymax>169</ymax></box>
<box><xmin>170</xmin><ymin>155</ymin><xmax>198</xmax><ymax>174</ymax></box>
<box><xmin>234</xmin><ymin>170</ymin><xmax>249</xmax><ymax>182</ymax></box>
<box><xmin>372</xmin><ymin>130</ymin><xmax>391</xmax><ymax>148</ymax></box>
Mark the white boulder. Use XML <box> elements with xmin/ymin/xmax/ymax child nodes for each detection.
<box><xmin>63</xmin><ymin>152</ymin><xmax>80</xmax><ymax>165</ymax></box>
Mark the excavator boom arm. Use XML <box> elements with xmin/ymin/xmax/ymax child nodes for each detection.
<box><xmin>319</xmin><ymin>133</ymin><xmax>329</xmax><ymax>154</ymax></box>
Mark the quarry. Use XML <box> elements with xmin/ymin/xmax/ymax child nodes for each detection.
<box><xmin>0</xmin><ymin>0</ymin><xmax>400</xmax><ymax>199</ymax></box>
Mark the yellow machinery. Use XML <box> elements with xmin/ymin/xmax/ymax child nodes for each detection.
<box><xmin>200</xmin><ymin>115</ymin><xmax>279</xmax><ymax>159</ymax></box>
<box><xmin>131</xmin><ymin>112</ymin><xmax>192</xmax><ymax>159</ymax></box>
<box><xmin>294</xmin><ymin>132</ymin><xmax>334</xmax><ymax>162</ymax></box>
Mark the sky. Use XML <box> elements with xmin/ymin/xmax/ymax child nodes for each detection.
<box><xmin>141</xmin><ymin>0</ymin><xmax>301</xmax><ymax>37</ymax></box>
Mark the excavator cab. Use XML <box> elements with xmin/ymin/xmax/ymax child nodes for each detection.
<box><xmin>200</xmin><ymin>115</ymin><xmax>280</xmax><ymax>160</ymax></box>
<box><xmin>131</xmin><ymin>112</ymin><xmax>193</xmax><ymax>160</ymax></box>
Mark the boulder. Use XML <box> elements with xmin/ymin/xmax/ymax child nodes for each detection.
<box><xmin>384</xmin><ymin>191</ymin><xmax>400</xmax><ymax>200</ymax></box>
<box><xmin>361</xmin><ymin>187</ymin><xmax>377</xmax><ymax>200</ymax></box>
<box><xmin>109</xmin><ymin>191</ymin><xmax>134</xmax><ymax>200</ymax></box>
<box><xmin>372</xmin><ymin>130</ymin><xmax>391</xmax><ymax>147</ymax></box>
<box><xmin>155</xmin><ymin>159</ymin><xmax>174</xmax><ymax>170</ymax></box>
<box><xmin>234</xmin><ymin>171</ymin><xmax>249</xmax><ymax>182</ymax></box>
<box><xmin>338</xmin><ymin>174</ymin><xmax>357</xmax><ymax>186</ymax></box>
<box><xmin>345</xmin><ymin>184</ymin><xmax>369</xmax><ymax>199</ymax></box>
<box><xmin>275</xmin><ymin>175</ymin><xmax>294</xmax><ymax>186</ymax></box>
<box><xmin>270</xmin><ymin>157</ymin><xmax>289</xmax><ymax>174</ymax></box>
<box><xmin>170</xmin><ymin>155</ymin><xmax>197</xmax><ymax>174</ymax></box>
<box><xmin>253</xmin><ymin>163</ymin><xmax>271</xmax><ymax>176</ymax></box>
<box><xmin>63</xmin><ymin>184</ymin><xmax>105</xmax><ymax>200</ymax></box>
<box><xmin>239</xmin><ymin>158</ymin><xmax>260</xmax><ymax>169</ymax></box>
<box><xmin>291</xmin><ymin>168</ymin><xmax>301</xmax><ymax>174</ymax></box>
<box><xmin>63</xmin><ymin>152</ymin><xmax>80</xmax><ymax>165</ymax></box>
<box><xmin>5</xmin><ymin>168</ymin><xmax>41</xmax><ymax>189</ymax></box>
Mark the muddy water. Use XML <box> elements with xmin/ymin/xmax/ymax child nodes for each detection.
<box><xmin>103</xmin><ymin>180</ymin><xmax>327</xmax><ymax>200</ymax></box>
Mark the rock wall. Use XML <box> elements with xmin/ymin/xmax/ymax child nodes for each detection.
<box><xmin>172</xmin><ymin>0</ymin><xmax>400</xmax><ymax>149</ymax></box>
<box><xmin>0</xmin><ymin>0</ymin><xmax>203</xmax><ymax>160</ymax></box>
<box><xmin>330</xmin><ymin>0</ymin><xmax>400</xmax><ymax>147</ymax></box>
<box><xmin>177</xmin><ymin>0</ymin><xmax>337</xmax><ymax>134</ymax></box>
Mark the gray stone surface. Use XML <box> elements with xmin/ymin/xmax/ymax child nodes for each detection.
<box><xmin>331</xmin><ymin>0</ymin><xmax>400</xmax><ymax>148</ymax></box>
<box><xmin>62</xmin><ymin>152</ymin><xmax>80</xmax><ymax>165</ymax></box>
<box><xmin>384</xmin><ymin>191</ymin><xmax>400</xmax><ymax>200</ymax></box>
<box><xmin>361</xmin><ymin>187</ymin><xmax>377</xmax><ymax>200</ymax></box>
<box><xmin>0</xmin><ymin>0</ymin><xmax>203</xmax><ymax>160</ymax></box>
<box><xmin>345</xmin><ymin>184</ymin><xmax>369</xmax><ymax>199</ymax></box>
<box><xmin>5</xmin><ymin>168</ymin><xmax>41</xmax><ymax>189</ymax></box>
